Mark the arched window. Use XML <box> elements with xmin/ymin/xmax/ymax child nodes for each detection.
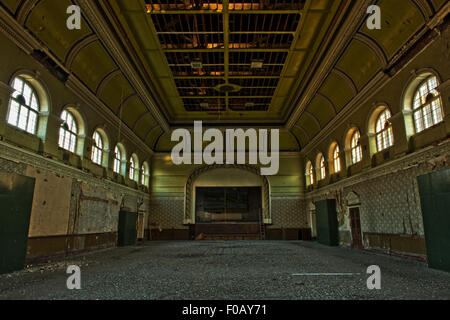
<box><xmin>129</xmin><ymin>154</ymin><xmax>139</xmax><ymax>182</ymax></box>
<box><xmin>91</xmin><ymin>131</ymin><xmax>104</xmax><ymax>165</ymax></box>
<box><xmin>351</xmin><ymin>130</ymin><xmax>362</xmax><ymax>164</ymax></box>
<box><xmin>7</xmin><ymin>76</ymin><xmax>40</xmax><ymax>134</ymax></box>
<box><xmin>113</xmin><ymin>146</ymin><xmax>122</xmax><ymax>174</ymax></box>
<box><xmin>141</xmin><ymin>162</ymin><xmax>150</xmax><ymax>186</ymax></box>
<box><xmin>332</xmin><ymin>145</ymin><xmax>341</xmax><ymax>173</ymax></box>
<box><xmin>305</xmin><ymin>161</ymin><xmax>314</xmax><ymax>186</ymax></box>
<box><xmin>319</xmin><ymin>156</ymin><xmax>326</xmax><ymax>180</ymax></box>
<box><xmin>59</xmin><ymin>110</ymin><xmax>78</xmax><ymax>153</ymax></box>
<box><xmin>413</xmin><ymin>76</ymin><xmax>444</xmax><ymax>133</ymax></box>
<box><xmin>375</xmin><ymin>108</ymin><xmax>394</xmax><ymax>152</ymax></box>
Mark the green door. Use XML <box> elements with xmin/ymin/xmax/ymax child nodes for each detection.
<box><xmin>117</xmin><ymin>211</ymin><xmax>137</xmax><ymax>246</ymax></box>
<box><xmin>0</xmin><ymin>173</ymin><xmax>35</xmax><ymax>274</ymax></box>
<box><xmin>315</xmin><ymin>199</ymin><xmax>339</xmax><ymax>246</ymax></box>
<box><xmin>418</xmin><ymin>168</ymin><xmax>450</xmax><ymax>272</ymax></box>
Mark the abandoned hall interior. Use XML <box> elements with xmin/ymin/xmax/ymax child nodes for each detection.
<box><xmin>0</xmin><ymin>0</ymin><xmax>450</xmax><ymax>295</ymax></box>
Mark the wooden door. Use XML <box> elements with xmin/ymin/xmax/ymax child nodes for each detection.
<box><xmin>349</xmin><ymin>207</ymin><xmax>362</xmax><ymax>249</ymax></box>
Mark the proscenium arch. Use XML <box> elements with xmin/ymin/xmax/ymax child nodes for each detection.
<box><xmin>184</xmin><ymin>164</ymin><xmax>271</xmax><ymax>225</ymax></box>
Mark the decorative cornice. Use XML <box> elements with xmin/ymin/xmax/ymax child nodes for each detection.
<box><xmin>75</xmin><ymin>0</ymin><xmax>170</xmax><ymax>132</ymax></box>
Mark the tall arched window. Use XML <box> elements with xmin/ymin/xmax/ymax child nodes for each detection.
<box><xmin>351</xmin><ymin>130</ymin><xmax>362</xmax><ymax>164</ymax></box>
<box><xmin>91</xmin><ymin>131</ymin><xmax>104</xmax><ymax>165</ymax></box>
<box><xmin>113</xmin><ymin>146</ymin><xmax>122</xmax><ymax>174</ymax></box>
<box><xmin>59</xmin><ymin>110</ymin><xmax>78</xmax><ymax>153</ymax></box>
<box><xmin>7</xmin><ymin>76</ymin><xmax>40</xmax><ymax>134</ymax></box>
<box><xmin>141</xmin><ymin>162</ymin><xmax>150</xmax><ymax>186</ymax></box>
<box><xmin>413</xmin><ymin>76</ymin><xmax>444</xmax><ymax>133</ymax></box>
<box><xmin>319</xmin><ymin>156</ymin><xmax>326</xmax><ymax>180</ymax></box>
<box><xmin>129</xmin><ymin>154</ymin><xmax>139</xmax><ymax>182</ymax></box>
<box><xmin>305</xmin><ymin>161</ymin><xmax>314</xmax><ymax>186</ymax></box>
<box><xmin>375</xmin><ymin>108</ymin><xmax>394</xmax><ymax>152</ymax></box>
<box><xmin>332</xmin><ymin>145</ymin><xmax>341</xmax><ymax>173</ymax></box>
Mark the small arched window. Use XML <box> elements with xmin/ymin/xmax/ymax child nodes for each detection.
<box><xmin>351</xmin><ymin>131</ymin><xmax>362</xmax><ymax>164</ymax></box>
<box><xmin>413</xmin><ymin>76</ymin><xmax>444</xmax><ymax>133</ymax></box>
<box><xmin>320</xmin><ymin>156</ymin><xmax>326</xmax><ymax>180</ymax></box>
<box><xmin>332</xmin><ymin>145</ymin><xmax>341</xmax><ymax>173</ymax></box>
<box><xmin>113</xmin><ymin>146</ymin><xmax>122</xmax><ymax>174</ymax></box>
<box><xmin>7</xmin><ymin>76</ymin><xmax>40</xmax><ymax>134</ymax></box>
<box><xmin>375</xmin><ymin>108</ymin><xmax>394</xmax><ymax>152</ymax></box>
<box><xmin>91</xmin><ymin>131</ymin><xmax>104</xmax><ymax>165</ymax></box>
<box><xmin>129</xmin><ymin>154</ymin><xmax>139</xmax><ymax>182</ymax></box>
<box><xmin>305</xmin><ymin>161</ymin><xmax>314</xmax><ymax>186</ymax></box>
<box><xmin>141</xmin><ymin>162</ymin><xmax>150</xmax><ymax>186</ymax></box>
<box><xmin>59</xmin><ymin>110</ymin><xmax>78</xmax><ymax>153</ymax></box>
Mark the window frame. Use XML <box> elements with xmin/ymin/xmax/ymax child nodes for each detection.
<box><xmin>91</xmin><ymin>131</ymin><xmax>104</xmax><ymax>166</ymax></box>
<box><xmin>375</xmin><ymin>108</ymin><xmax>394</xmax><ymax>152</ymax></box>
<box><xmin>332</xmin><ymin>145</ymin><xmax>341</xmax><ymax>174</ymax></box>
<box><xmin>351</xmin><ymin>130</ymin><xmax>362</xmax><ymax>164</ymax></box>
<box><xmin>7</xmin><ymin>76</ymin><xmax>40</xmax><ymax>135</ymax></box>
<box><xmin>412</xmin><ymin>76</ymin><xmax>444</xmax><ymax>133</ymax></box>
<box><xmin>320</xmin><ymin>156</ymin><xmax>326</xmax><ymax>180</ymax></box>
<box><xmin>58</xmin><ymin>110</ymin><xmax>79</xmax><ymax>153</ymax></box>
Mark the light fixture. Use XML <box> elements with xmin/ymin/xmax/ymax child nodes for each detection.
<box><xmin>250</xmin><ymin>60</ymin><xmax>264</xmax><ymax>69</ymax></box>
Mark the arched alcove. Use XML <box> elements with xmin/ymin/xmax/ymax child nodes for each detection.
<box><xmin>184</xmin><ymin>165</ymin><xmax>271</xmax><ymax>225</ymax></box>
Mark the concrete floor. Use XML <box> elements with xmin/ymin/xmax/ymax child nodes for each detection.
<box><xmin>0</xmin><ymin>241</ymin><xmax>449</xmax><ymax>300</ymax></box>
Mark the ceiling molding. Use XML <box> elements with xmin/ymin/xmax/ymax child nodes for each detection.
<box><xmin>95</xmin><ymin>68</ymin><xmax>121</xmax><ymax>96</ymax></box>
<box><xmin>64</xmin><ymin>34</ymin><xmax>98</xmax><ymax>70</ymax></box>
<box><xmin>353</xmin><ymin>32</ymin><xmax>389</xmax><ymax>68</ymax></box>
<box><xmin>332</xmin><ymin>68</ymin><xmax>358</xmax><ymax>95</ymax></box>
<box><xmin>316</xmin><ymin>92</ymin><xmax>337</xmax><ymax>115</ymax></box>
<box><xmin>303</xmin><ymin>110</ymin><xmax>322</xmax><ymax>131</ymax></box>
<box><xmin>411</xmin><ymin>0</ymin><xmax>435</xmax><ymax>21</ymax></box>
<box><xmin>116</xmin><ymin>93</ymin><xmax>138</xmax><ymax>117</ymax></box>
<box><xmin>74</xmin><ymin>0</ymin><xmax>170</xmax><ymax>132</ymax></box>
<box><xmin>286</xmin><ymin>0</ymin><xmax>373</xmax><ymax>129</ymax></box>
<box><xmin>132</xmin><ymin>112</ymin><xmax>153</xmax><ymax>131</ymax></box>
<box><xmin>293</xmin><ymin>124</ymin><xmax>311</xmax><ymax>141</ymax></box>
<box><xmin>15</xmin><ymin>0</ymin><xmax>38</xmax><ymax>26</ymax></box>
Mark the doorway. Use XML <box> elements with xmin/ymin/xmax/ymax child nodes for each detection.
<box><xmin>0</xmin><ymin>173</ymin><xmax>35</xmax><ymax>274</ymax></box>
<box><xmin>418</xmin><ymin>168</ymin><xmax>450</xmax><ymax>272</ymax></box>
<box><xmin>349</xmin><ymin>207</ymin><xmax>363</xmax><ymax>249</ymax></box>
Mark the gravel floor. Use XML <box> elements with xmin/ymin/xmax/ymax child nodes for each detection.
<box><xmin>0</xmin><ymin>241</ymin><xmax>449</xmax><ymax>300</ymax></box>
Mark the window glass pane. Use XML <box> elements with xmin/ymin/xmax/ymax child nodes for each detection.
<box><xmin>18</xmin><ymin>106</ymin><xmax>28</xmax><ymax>130</ymax></box>
<box><xmin>22</xmin><ymin>84</ymin><xmax>32</xmax><ymax>106</ymax></box>
<box><xmin>27</xmin><ymin>111</ymin><xmax>37</xmax><ymax>134</ymax></box>
<box><xmin>30</xmin><ymin>94</ymin><xmax>39</xmax><ymax>111</ymax></box>
<box><xmin>432</xmin><ymin>100</ymin><xmax>443</xmax><ymax>124</ymax></box>
<box><xmin>8</xmin><ymin>100</ymin><xmax>19</xmax><ymax>126</ymax></box>
<box><xmin>13</xmin><ymin>78</ymin><xmax>23</xmax><ymax>92</ymax></box>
